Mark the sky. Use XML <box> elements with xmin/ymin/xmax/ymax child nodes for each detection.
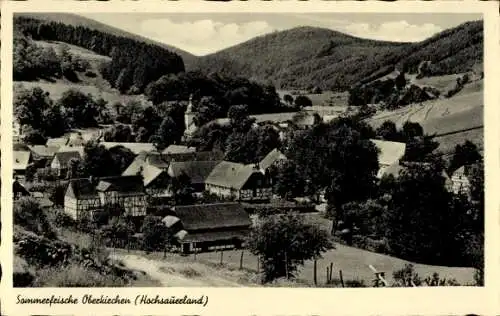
<box><xmin>81</xmin><ymin>13</ymin><xmax>482</xmax><ymax>56</ymax></box>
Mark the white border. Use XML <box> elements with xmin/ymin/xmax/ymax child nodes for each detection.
<box><xmin>1</xmin><ymin>1</ymin><xmax>499</xmax><ymax>315</ymax></box>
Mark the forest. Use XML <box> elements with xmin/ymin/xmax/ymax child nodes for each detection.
<box><xmin>14</xmin><ymin>16</ymin><xmax>185</xmax><ymax>93</ymax></box>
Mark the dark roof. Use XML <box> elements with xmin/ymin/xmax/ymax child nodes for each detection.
<box><xmin>67</xmin><ymin>178</ymin><xmax>98</xmax><ymax>199</ymax></box>
<box><xmin>205</xmin><ymin>161</ymin><xmax>260</xmax><ymax>190</ymax></box>
<box><xmin>168</xmin><ymin>160</ymin><xmax>221</xmax><ymax>184</ymax></box>
<box><xmin>173</xmin><ymin>203</ymin><xmax>251</xmax><ymax>231</ymax></box>
<box><xmin>164</xmin><ymin>150</ymin><xmax>225</xmax><ymax>163</ymax></box>
<box><xmin>95</xmin><ymin>175</ymin><xmax>145</xmax><ymax>193</ymax></box>
<box><xmin>13</xmin><ymin>180</ymin><xmax>29</xmax><ymax>196</ymax></box>
<box><xmin>53</xmin><ymin>151</ymin><xmax>82</xmax><ymax>167</ymax></box>
<box><xmin>182</xmin><ymin>230</ymin><xmax>249</xmax><ymax>243</ymax></box>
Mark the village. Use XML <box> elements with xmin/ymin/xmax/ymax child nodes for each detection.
<box><xmin>11</xmin><ymin>12</ymin><xmax>484</xmax><ymax>287</ymax></box>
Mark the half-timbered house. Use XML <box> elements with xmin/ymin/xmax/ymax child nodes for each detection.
<box><xmin>95</xmin><ymin>175</ymin><xmax>147</xmax><ymax>217</ymax></box>
<box><xmin>50</xmin><ymin>151</ymin><xmax>82</xmax><ymax>177</ymax></box>
<box><xmin>65</xmin><ymin>178</ymin><xmax>101</xmax><ymax>220</ymax></box>
<box><xmin>205</xmin><ymin>161</ymin><xmax>272</xmax><ymax>202</ymax></box>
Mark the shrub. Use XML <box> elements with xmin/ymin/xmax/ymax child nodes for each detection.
<box><xmin>14</xmin><ymin>197</ymin><xmax>57</xmax><ymax>239</ymax></box>
<box><xmin>32</xmin><ymin>264</ymin><xmax>128</xmax><ymax>287</ymax></box>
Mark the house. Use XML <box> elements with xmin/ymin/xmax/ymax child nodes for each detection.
<box><xmin>46</xmin><ymin>137</ymin><xmax>69</xmax><ymax>147</ymax></box>
<box><xmin>371</xmin><ymin>139</ymin><xmax>406</xmax><ymax>178</ymax></box>
<box><xmin>100</xmin><ymin>142</ymin><xmax>156</xmax><ymax>155</ymax></box>
<box><xmin>50</xmin><ymin>151</ymin><xmax>82</xmax><ymax>177</ymax></box>
<box><xmin>167</xmin><ymin>160</ymin><xmax>221</xmax><ymax>192</ymax></box>
<box><xmin>28</xmin><ymin>145</ymin><xmax>59</xmax><ymax>161</ymax></box>
<box><xmin>205</xmin><ymin>161</ymin><xmax>272</xmax><ymax>202</ymax></box>
<box><xmin>65</xmin><ymin>178</ymin><xmax>101</xmax><ymax>220</ymax></box>
<box><xmin>13</xmin><ymin>179</ymin><xmax>30</xmax><ymax>199</ymax></box>
<box><xmin>162</xmin><ymin>144</ymin><xmax>196</xmax><ymax>155</ymax></box>
<box><xmin>259</xmin><ymin>148</ymin><xmax>287</xmax><ymax>172</ymax></box>
<box><xmin>65</xmin><ymin>175</ymin><xmax>147</xmax><ymax>220</ymax></box>
<box><xmin>451</xmin><ymin>165</ymin><xmax>474</xmax><ymax>196</ymax></box>
<box><xmin>123</xmin><ymin>150</ymin><xmax>224</xmax><ymax>195</ymax></box>
<box><xmin>14</xmin><ymin>151</ymin><xmax>32</xmax><ymax>177</ymax></box>
<box><xmin>95</xmin><ymin>175</ymin><xmax>147</xmax><ymax>217</ymax></box>
<box><xmin>167</xmin><ymin>202</ymin><xmax>252</xmax><ymax>253</ymax></box>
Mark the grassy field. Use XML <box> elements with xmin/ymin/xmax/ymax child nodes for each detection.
<box><xmin>277</xmin><ymin>90</ymin><xmax>349</xmax><ymax>107</ymax></box>
<box><xmin>14</xmin><ymin>81</ymin><xmax>148</xmax><ymax>106</ymax></box>
<box><xmin>106</xmin><ymin>212</ymin><xmax>475</xmax><ymax>287</ymax></box>
<box><xmin>34</xmin><ymin>40</ymin><xmax>111</xmax><ymax>64</ymax></box>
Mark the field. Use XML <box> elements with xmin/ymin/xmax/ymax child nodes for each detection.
<box><xmin>15</xmin><ymin>39</ymin><xmax>150</xmax><ymax>107</ymax></box>
<box><xmin>277</xmin><ymin>90</ymin><xmax>349</xmax><ymax>107</ymax></box>
<box><xmin>15</xmin><ymin>81</ymin><xmax>148</xmax><ymax>106</ymax></box>
<box><xmin>102</xmin><ymin>212</ymin><xmax>475</xmax><ymax>287</ymax></box>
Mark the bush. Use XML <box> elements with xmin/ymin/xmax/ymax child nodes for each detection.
<box><xmin>32</xmin><ymin>264</ymin><xmax>128</xmax><ymax>287</ymax></box>
<box><xmin>53</xmin><ymin>209</ymin><xmax>76</xmax><ymax>228</ymax></box>
<box><xmin>14</xmin><ymin>197</ymin><xmax>57</xmax><ymax>239</ymax></box>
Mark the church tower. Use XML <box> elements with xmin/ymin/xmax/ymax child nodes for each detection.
<box><xmin>183</xmin><ymin>94</ymin><xmax>196</xmax><ymax>140</ymax></box>
<box><xmin>185</xmin><ymin>94</ymin><xmax>195</xmax><ymax>130</ymax></box>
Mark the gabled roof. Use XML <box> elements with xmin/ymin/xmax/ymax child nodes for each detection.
<box><xmin>100</xmin><ymin>142</ymin><xmax>156</xmax><ymax>155</ymax></box>
<box><xmin>205</xmin><ymin>161</ymin><xmax>260</xmax><ymax>190</ymax></box>
<box><xmin>162</xmin><ymin>145</ymin><xmax>196</xmax><ymax>155</ymax></box>
<box><xmin>371</xmin><ymin>139</ymin><xmax>406</xmax><ymax>166</ymax></box>
<box><xmin>95</xmin><ymin>175</ymin><xmax>145</xmax><ymax>193</ymax></box>
<box><xmin>46</xmin><ymin>137</ymin><xmax>68</xmax><ymax>147</ymax></box>
<box><xmin>57</xmin><ymin>145</ymin><xmax>85</xmax><ymax>157</ymax></box>
<box><xmin>142</xmin><ymin>164</ymin><xmax>164</xmax><ymax>187</ymax></box>
<box><xmin>28</xmin><ymin>145</ymin><xmax>59</xmax><ymax>158</ymax></box>
<box><xmin>259</xmin><ymin>148</ymin><xmax>287</xmax><ymax>171</ymax></box>
<box><xmin>53</xmin><ymin>151</ymin><xmax>82</xmax><ymax>167</ymax></box>
<box><xmin>164</xmin><ymin>150</ymin><xmax>225</xmax><ymax>163</ymax></box>
<box><xmin>452</xmin><ymin>165</ymin><xmax>475</xmax><ymax>178</ymax></box>
<box><xmin>13</xmin><ymin>151</ymin><xmax>31</xmax><ymax>171</ymax></box>
<box><xmin>173</xmin><ymin>202</ymin><xmax>251</xmax><ymax>231</ymax></box>
<box><xmin>168</xmin><ymin>160</ymin><xmax>221</xmax><ymax>184</ymax></box>
<box><xmin>66</xmin><ymin>178</ymin><xmax>98</xmax><ymax>199</ymax></box>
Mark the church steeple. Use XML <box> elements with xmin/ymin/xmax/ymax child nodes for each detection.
<box><xmin>184</xmin><ymin>93</ymin><xmax>195</xmax><ymax>132</ymax></box>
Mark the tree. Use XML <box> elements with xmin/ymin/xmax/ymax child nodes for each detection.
<box><xmin>283</xmin><ymin>94</ymin><xmax>294</xmax><ymax>106</ymax></box>
<box><xmin>100</xmin><ymin>216</ymin><xmax>135</xmax><ymax>248</ymax></box>
<box><xmin>376</xmin><ymin>120</ymin><xmax>401</xmax><ymax>142</ymax></box>
<box><xmin>57</xmin><ymin>89</ymin><xmax>99</xmax><ymax>128</ymax></box>
<box><xmin>151</xmin><ymin>116</ymin><xmax>179</xmax><ymax>151</ymax></box>
<box><xmin>108</xmin><ymin>145</ymin><xmax>137</xmax><ymax>175</ymax></box>
<box><xmin>171</xmin><ymin>173</ymin><xmax>195</xmax><ymax>205</ymax></box>
<box><xmin>22</xmin><ymin>126</ymin><xmax>47</xmax><ymax>145</ymax></box>
<box><xmin>141</xmin><ymin>215</ymin><xmax>170</xmax><ymax>252</ymax></box>
<box><xmin>273</xmin><ymin>161</ymin><xmax>306</xmax><ymax>199</ymax></box>
<box><xmin>67</xmin><ymin>157</ymin><xmax>84</xmax><ymax>179</ymax></box>
<box><xmin>448</xmin><ymin>141</ymin><xmax>482</xmax><ymax>174</ymax></box>
<box><xmin>194</xmin><ymin>96</ymin><xmax>222</xmax><ymax>127</ymax></box>
<box><xmin>228</xmin><ymin>104</ymin><xmax>255</xmax><ymax>133</ymax></box>
<box><xmin>103</xmin><ymin>124</ymin><xmax>134</xmax><ymax>142</ymax></box>
<box><xmin>395</xmin><ymin>71</ymin><xmax>407</xmax><ymax>91</ymax></box>
<box><xmin>383</xmin><ymin>163</ymin><xmax>469</xmax><ymax>265</ymax></box>
<box><xmin>247</xmin><ymin>212</ymin><xmax>334</xmax><ymax>283</ymax></box>
<box><xmin>401</xmin><ymin>121</ymin><xmax>424</xmax><ymax>140</ymax></box>
<box><xmin>294</xmin><ymin>95</ymin><xmax>313</xmax><ymax>108</ymax></box>
<box><xmin>14</xmin><ymin>86</ymin><xmax>52</xmax><ymax>131</ymax></box>
<box><xmin>82</xmin><ymin>141</ymin><xmax>118</xmax><ymax>177</ymax></box>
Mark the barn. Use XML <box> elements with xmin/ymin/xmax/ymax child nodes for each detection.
<box><xmin>166</xmin><ymin>203</ymin><xmax>252</xmax><ymax>254</ymax></box>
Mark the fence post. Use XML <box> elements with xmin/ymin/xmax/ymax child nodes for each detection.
<box><xmin>313</xmin><ymin>259</ymin><xmax>317</xmax><ymax>286</ymax></box>
<box><xmin>326</xmin><ymin>266</ymin><xmax>330</xmax><ymax>284</ymax></box>
<box><xmin>257</xmin><ymin>256</ymin><xmax>260</xmax><ymax>273</ymax></box>
<box><xmin>240</xmin><ymin>250</ymin><xmax>244</xmax><ymax>269</ymax></box>
<box><xmin>329</xmin><ymin>262</ymin><xmax>333</xmax><ymax>282</ymax></box>
<box><xmin>339</xmin><ymin>270</ymin><xmax>344</xmax><ymax>288</ymax></box>
<box><xmin>220</xmin><ymin>249</ymin><xmax>224</xmax><ymax>265</ymax></box>
<box><xmin>285</xmin><ymin>250</ymin><xmax>289</xmax><ymax>279</ymax></box>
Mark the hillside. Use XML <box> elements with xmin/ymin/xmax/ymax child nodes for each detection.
<box><xmin>192</xmin><ymin>21</ymin><xmax>483</xmax><ymax>90</ymax></box>
<box><xmin>367</xmin><ymin>77</ymin><xmax>483</xmax><ymax>153</ymax></box>
<box><xmin>16</xmin><ymin>13</ymin><xmax>197</xmax><ymax>68</ymax></box>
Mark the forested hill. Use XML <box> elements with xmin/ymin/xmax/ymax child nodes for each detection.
<box><xmin>191</xmin><ymin>21</ymin><xmax>483</xmax><ymax>91</ymax></box>
<box><xmin>14</xmin><ymin>15</ymin><xmax>186</xmax><ymax>94</ymax></box>
<box><xmin>15</xmin><ymin>13</ymin><xmax>197</xmax><ymax>66</ymax></box>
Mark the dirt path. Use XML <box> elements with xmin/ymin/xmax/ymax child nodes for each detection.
<box><xmin>111</xmin><ymin>253</ymin><xmax>246</xmax><ymax>287</ymax></box>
